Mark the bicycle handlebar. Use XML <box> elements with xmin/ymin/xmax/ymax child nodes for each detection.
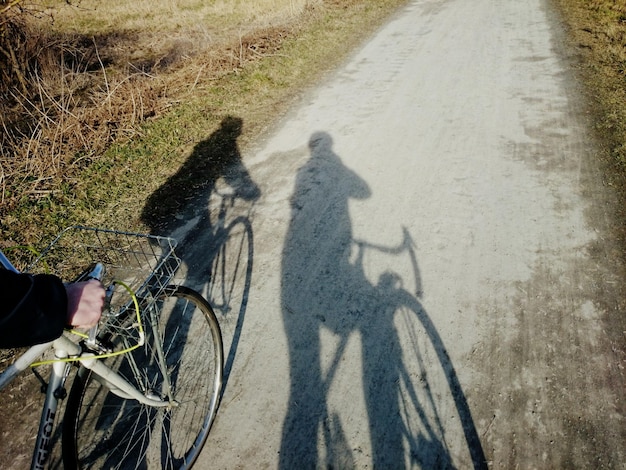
<box><xmin>0</xmin><ymin>249</ymin><xmax>19</xmax><ymax>273</ymax></box>
<box><xmin>353</xmin><ymin>227</ymin><xmax>422</xmax><ymax>297</ymax></box>
<box><xmin>353</xmin><ymin>226</ymin><xmax>415</xmax><ymax>256</ymax></box>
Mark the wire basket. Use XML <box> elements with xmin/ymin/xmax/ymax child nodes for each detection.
<box><xmin>26</xmin><ymin>226</ymin><xmax>181</xmax><ymax>305</ymax></box>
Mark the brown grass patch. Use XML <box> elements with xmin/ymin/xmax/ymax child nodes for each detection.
<box><xmin>552</xmin><ymin>0</ymin><xmax>626</xmax><ymax>243</ymax></box>
<box><xmin>0</xmin><ymin>0</ymin><xmax>406</xmax><ymax>248</ymax></box>
<box><xmin>0</xmin><ymin>1</ymin><xmax>306</xmax><ymax>240</ymax></box>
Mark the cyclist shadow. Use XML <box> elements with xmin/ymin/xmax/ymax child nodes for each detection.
<box><xmin>280</xmin><ymin>131</ymin><xmax>486</xmax><ymax>469</ymax></box>
<box><xmin>59</xmin><ymin>117</ymin><xmax>259</xmax><ymax>469</ymax></box>
<box><xmin>141</xmin><ymin>115</ymin><xmax>260</xmax><ymax>237</ymax></box>
<box><xmin>141</xmin><ymin>115</ymin><xmax>260</xmax><ymax>387</ymax></box>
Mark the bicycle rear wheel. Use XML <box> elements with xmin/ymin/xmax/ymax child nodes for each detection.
<box><xmin>62</xmin><ymin>285</ymin><xmax>223</xmax><ymax>469</ymax></box>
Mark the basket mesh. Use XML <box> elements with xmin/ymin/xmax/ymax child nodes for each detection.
<box><xmin>26</xmin><ymin>226</ymin><xmax>180</xmax><ymax>304</ymax></box>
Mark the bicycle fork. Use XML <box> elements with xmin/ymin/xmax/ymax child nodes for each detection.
<box><xmin>31</xmin><ymin>345</ymin><xmax>72</xmax><ymax>470</ymax></box>
<box><xmin>29</xmin><ymin>333</ymin><xmax>173</xmax><ymax>470</ymax></box>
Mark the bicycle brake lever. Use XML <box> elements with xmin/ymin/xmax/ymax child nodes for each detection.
<box><xmin>85</xmin><ymin>263</ymin><xmax>107</xmax><ymax>348</ymax></box>
<box><xmin>86</xmin><ymin>263</ymin><xmax>105</xmax><ymax>281</ymax></box>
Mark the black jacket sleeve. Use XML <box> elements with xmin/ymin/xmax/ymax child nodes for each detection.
<box><xmin>0</xmin><ymin>269</ymin><xmax>68</xmax><ymax>348</ymax></box>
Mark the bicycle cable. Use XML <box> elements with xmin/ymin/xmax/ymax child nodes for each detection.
<box><xmin>30</xmin><ymin>280</ymin><xmax>145</xmax><ymax>367</ymax></box>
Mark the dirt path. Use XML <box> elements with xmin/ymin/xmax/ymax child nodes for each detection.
<box><xmin>180</xmin><ymin>0</ymin><xmax>626</xmax><ymax>468</ymax></box>
<box><xmin>2</xmin><ymin>0</ymin><xmax>623</xmax><ymax>468</ymax></box>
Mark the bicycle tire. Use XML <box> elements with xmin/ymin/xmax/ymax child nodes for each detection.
<box><xmin>62</xmin><ymin>285</ymin><xmax>224</xmax><ymax>469</ymax></box>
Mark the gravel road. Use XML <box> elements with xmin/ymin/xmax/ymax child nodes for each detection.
<box><xmin>184</xmin><ymin>0</ymin><xmax>626</xmax><ymax>467</ymax></box>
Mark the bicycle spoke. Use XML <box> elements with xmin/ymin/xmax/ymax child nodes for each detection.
<box><xmin>63</xmin><ymin>286</ymin><xmax>223</xmax><ymax>469</ymax></box>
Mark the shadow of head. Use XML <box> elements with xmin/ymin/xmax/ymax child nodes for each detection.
<box><xmin>308</xmin><ymin>131</ymin><xmax>333</xmax><ymax>155</ymax></box>
<box><xmin>221</xmin><ymin>115</ymin><xmax>243</xmax><ymax>135</ymax></box>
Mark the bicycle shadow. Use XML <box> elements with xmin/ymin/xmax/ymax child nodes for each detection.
<box><xmin>141</xmin><ymin>115</ymin><xmax>260</xmax><ymax>236</ymax></box>
<box><xmin>141</xmin><ymin>115</ymin><xmax>260</xmax><ymax>388</ymax></box>
<box><xmin>280</xmin><ymin>131</ymin><xmax>487</xmax><ymax>469</ymax></box>
<box><xmin>42</xmin><ymin>117</ymin><xmax>260</xmax><ymax>469</ymax></box>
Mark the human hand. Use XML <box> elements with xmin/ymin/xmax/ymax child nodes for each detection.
<box><xmin>65</xmin><ymin>280</ymin><xmax>105</xmax><ymax>329</ymax></box>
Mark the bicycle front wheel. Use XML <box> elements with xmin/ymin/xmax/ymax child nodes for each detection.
<box><xmin>63</xmin><ymin>285</ymin><xmax>224</xmax><ymax>469</ymax></box>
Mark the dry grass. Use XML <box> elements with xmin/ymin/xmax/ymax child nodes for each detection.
<box><xmin>552</xmin><ymin>1</ymin><xmax>626</xmax><ymax>164</ymax></box>
<box><xmin>0</xmin><ymin>0</ymin><xmax>308</xmax><ymax>234</ymax></box>
<box><xmin>5</xmin><ymin>0</ymin><xmax>624</xmax><ymax>253</ymax></box>
<box><xmin>551</xmin><ymin>0</ymin><xmax>626</xmax><ymax>244</ymax></box>
<box><xmin>45</xmin><ymin>0</ymin><xmax>311</xmax><ymax>31</ymax></box>
<box><xmin>0</xmin><ymin>0</ymin><xmax>406</xmax><ymax>249</ymax></box>
<box><xmin>42</xmin><ymin>0</ymin><xmax>315</xmax><ymax>70</ymax></box>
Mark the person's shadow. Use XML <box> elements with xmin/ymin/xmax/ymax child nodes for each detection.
<box><xmin>141</xmin><ymin>115</ymin><xmax>260</xmax><ymax>386</ymax></box>
<box><xmin>280</xmin><ymin>132</ymin><xmax>486</xmax><ymax>469</ymax></box>
<box><xmin>141</xmin><ymin>115</ymin><xmax>260</xmax><ymax>237</ymax></box>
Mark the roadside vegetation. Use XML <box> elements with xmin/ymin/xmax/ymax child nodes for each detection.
<box><xmin>1</xmin><ymin>0</ymin><xmax>625</xmax><ymax>255</ymax></box>
<box><xmin>0</xmin><ymin>0</ymin><xmax>407</xmax><ymax>256</ymax></box>
<box><xmin>552</xmin><ymin>0</ymin><xmax>626</xmax><ymax>243</ymax></box>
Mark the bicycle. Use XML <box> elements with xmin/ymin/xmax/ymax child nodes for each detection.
<box><xmin>343</xmin><ymin>229</ymin><xmax>486</xmax><ymax>468</ymax></box>
<box><xmin>0</xmin><ymin>226</ymin><xmax>224</xmax><ymax>469</ymax></box>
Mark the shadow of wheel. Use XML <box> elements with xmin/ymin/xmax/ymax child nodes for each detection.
<box><xmin>393</xmin><ymin>291</ymin><xmax>487</xmax><ymax>470</ymax></box>
<box><xmin>206</xmin><ymin>216</ymin><xmax>254</xmax><ymax>389</ymax></box>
